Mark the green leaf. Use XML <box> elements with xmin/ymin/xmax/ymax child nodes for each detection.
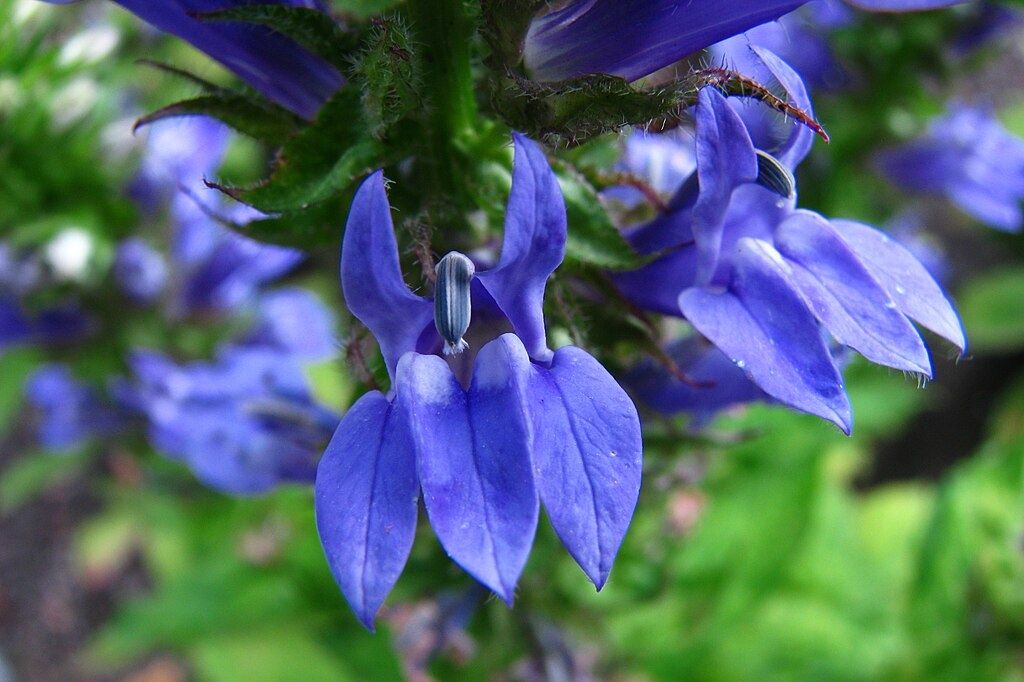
<box><xmin>86</xmin><ymin>568</ymin><xmax>305</xmax><ymax>666</ymax></box>
<box><xmin>135</xmin><ymin>92</ymin><xmax>303</xmax><ymax>146</ymax></box>
<box><xmin>237</xmin><ymin>198</ymin><xmax>348</xmax><ymax>248</ymax></box>
<box><xmin>137</xmin><ymin>59</ymin><xmax>223</xmax><ymax>92</ymax></box>
<box><xmin>214</xmin><ymin>89</ymin><xmax>388</xmax><ymax>212</ymax></box>
<box><xmin>195</xmin><ymin>5</ymin><xmax>357</xmax><ymax>71</ymax></box>
<box><xmin>958</xmin><ymin>267</ymin><xmax>1024</xmax><ymax>353</ymax></box>
<box><xmin>0</xmin><ymin>345</ymin><xmax>42</xmax><ymax>436</ymax></box>
<box><xmin>494</xmin><ymin>73</ymin><xmax>680</xmax><ymax>147</ymax></box>
<box><xmin>74</xmin><ymin>507</ymin><xmax>139</xmax><ymax>578</ymax></box>
<box><xmin>556</xmin><ymin>169</ymin><xmax>644</xmax><ymax>270</ymax></box>
<box><xmin>190</xmin><ymin>628</ymin><xmax>355</xmax><ymax>682</ymax></box>
<box><xmin>0</xmin><ymin>449</ymin><xmax>88</xmax><ymax>513</ymax></box>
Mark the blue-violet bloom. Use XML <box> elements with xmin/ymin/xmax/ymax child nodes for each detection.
<box><xmin>522</xmin><ymin>0</ymin><xmax>808</xmax><ymax>82</ymax></box>
<box><xmin>711</xmin><ymin>1</ymin><xmax>851</xmax><ymax>91</ymax></box>
<box><xmin>316</xmin><ymin>135</ymin><xmax>643</xmax><ymax>629</ymax></box>
<box><xmin>877</xmin><ymin>104</ymin><xmax>1024</xmax><ymax>232</ymax></box>
<box><xmin>626</xmin><ymin>336</ymin><xmax>767</xmax><ymax>425</ymax></box>
<box><xmin>244</xmin><ymin>287</ymin><xmax>339</xmax><ymax>362</ymax></box>
<box><xmin>614</xmin><ymin>49</ymin><xmax>964</xmax><ymax>433</ymax></box>
<box><xmin>115</xmin><ymin>237</ymin><xmax>169</xmax><ymax>303</ymax></box>
<box><xmin>41</xmin><ymin>0</ymin><xmax>343</xmax><ymax>118</ymax></box>
<box><xmin>127</xmin><ymin>344</ymin><xmax>336</xmax><ymax>494</ymax></box>
<box><xmin>26</xmin><ymin>364</ymin><xmax>117</xmax><ymax>451</ymax></box>
<box><xmin>170</xmin><ymin>193</ymin><xmax>303</xmax><ymax>314</ymax></box>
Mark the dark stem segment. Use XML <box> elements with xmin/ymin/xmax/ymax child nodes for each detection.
<box><xmin>648</xmin><ymin>67</ymin><xmax>831</xmax><ymax>144</ymax></box>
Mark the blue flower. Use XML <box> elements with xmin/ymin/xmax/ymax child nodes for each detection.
<box><xmin>115</xmin><ymin>237</ymin><xmax>169</xmax><ymax>303</ymax></box>
<box><xmin>129</xmin><ymin>117</ymin><xmax>305</xmax><ymax>315</ymax></box>
<box><xmin>877</xmin><ymin>104</ymin><xmax>1024</xmax><ymax>232</ymax></box>
<box><xmin>604</xmin><ymin>129</ymin><xmax>696</xmax><ymax>208</ymax></box>
<box><xmin>711</xmin><ymin>1</ymin><xmax>851</xmax><ymax>91</ymax></box>
<box><xmin>522</xmin><ymin>0</ymin><xmax>809</xmax><ymax>82</ymax></box>
<box><xmin>42</xmin><ymin>0</ymin><xmax>343</xmax><ymax>118</ymax></box>
<box><xmin>170</xmin><ymin>193</ymin><xmax>303</xmax><ymax>314</ymax></box>
<box><xmin>244</xmin><ymin>287</ymin><xmax>339</xmax><ymax>362</ymax></box>
<box><xmin>0</xmin><ymin>297</ymin><xmax>33</xmax><ymax>354</ymax></box>
<box><xmin>26</xmin><ymin>364</ymin><xmax>117</xmax><ymax>451</ymax></box>
<box><xmin>316</xmin><ymin>135</ymin><xmax>643</xmax><ymax>629</ymax></box>
<box><xmin>0</xmin><ymin>242</ymin><xmax>42</xmax><ymax>296</ymax></box>
<box><xmin>127</xmin><ymin>344</ymin><xmax>337</xmax><ymax>494</ymax></box>
<box><xmin>953</xmin><ymin>4</ymin><xmax>1023</xmax><ymax>54</ymax></box>
<box><xmin>521</xmin><ymin>0</ymin><xmax>969</xmax><ymax>84</ymax></box>
<box><xmin>0</xmin><ymin>243</ymin><xmax>91</xmax><ymax>353</ymax></box>
<box><xmin>614</xmin><ymin>50</ymin><xmax>964</xmax><ymax>433</ymax></box>
<box><xmin>134</xmin><ymin>117</ymin><xmax>230</xmax><ymax>208</ymax></box>
<box><xmin>626</xmin><ymin>337</ymin><xmax>767</xmax><ymax>425</ymax></box>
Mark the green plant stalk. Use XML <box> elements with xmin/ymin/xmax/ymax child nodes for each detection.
<box><xmin>407</xmin><ymin>0</ymin><xmax>478</xmax><ymax>201</ymax></box>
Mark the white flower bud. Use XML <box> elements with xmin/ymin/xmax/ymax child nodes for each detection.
<box><xmin>434</xmin><ymin>252</ymin><xmax>475</xmax><ymax>356</ymax></box>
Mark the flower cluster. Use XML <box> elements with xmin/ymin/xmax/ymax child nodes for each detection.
<box><xmin>27</xmin><ymin>0</ymin><xmax>996</xmax><ymax>636</ymax></box>
<box><xmin>11</xmin><ymin>113</ymin><xmax>341</xmax><ymax>494</ymax></box>
<box><xmin>125</xmin><ymin>336</ymin><xmax>338</xmax><ymax>494</ymax></box>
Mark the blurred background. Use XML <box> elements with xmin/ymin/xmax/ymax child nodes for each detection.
<box><xmin>1</xmin><ymin>0</ymin><xmax>1024</xmax><ymax>680</ymax></box>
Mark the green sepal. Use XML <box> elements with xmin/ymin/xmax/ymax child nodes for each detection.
<box><xmin>479</xmin><ymin>0</ymin><xmax>545</xmax><ymax>67</ymax></box>
<box><xmin>494</xmin><ymin>72</ymin><xmax>680</xmax><ymax>147</ymax></box>
<box><xmin>357</xmin><ymin>15</ymin><xmax>422</xmax><ymax>138</ymax></box>
<box><xmin>133</xmin><ymin>60</ymin><xmax>304</xmax><ymax>144</ymax></box>
<box><xmin>234</xmin><ymin>196</ymin><xmax>351</xmax><ymax>249</ymax></box>
<box><xmin>134</xmin><ymin>93</ymin><xmax>303</xmax><ymax>146</ymax></box>
<box><xmin>555</xmin><ymin>164</ymin><xmax>645</xmax><ymax>271</ymax></box>
<box><xmin>210</xmin><ymin>89</ymin><xmax>391</xmax><ymax>213</ymax></box>
<box><xmin>193</xmin><ymin>5</ymin><xmax>358</xmax><ymax>71</ymax></box>
<box><xmin>492</xmin><ymin>66</ymin><xmax>828</xmax><ymax>148</ymax></box>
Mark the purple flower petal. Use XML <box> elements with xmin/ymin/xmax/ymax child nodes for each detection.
<box><xmin>523</xmin><ymin>0</ymin><xmax>809</xmax><ymax>82</ymax></box>
<box><xmin>115</xmin><ymin>238</ymin><xmax>169</xmax><ymax>303</ymax></box>
<box><xmin>747</xmin><ymin>46</ymin><xmax>817</xmax><ymax>168</ymax></box>
<box><xmin>529</xmin><ymin>346</ymin><xmax>642</xmax><ymax>589</ymax></box>
<box><xmin>775</xmin><ymin>211</ymin><xmax>931</xmax><ymax>375</ymax></box>
<box><xmin>627</xmin><ymin>337</ymin><xmax>767</xmax><ymax>419</ymax></box>
<box><xmin>44</xmin><ymin>0</ymin><xmax>344</xmax><ymax>118</ymax></box>
<box><xmin>139</xmin><ymin>117</ymin><xmax>230</xmax><ymax>199</ymax></box>
<box><xmin>315</xmin><ymin>390</ymin><xmax>419</xmax><ymax>630</ymax></box>
<box><xmin>876</xmin><ymin>105</ymin><xmax>1024</xmax><ymax>232</ymax></box>
<box><xmin>247</xmin><ymin>287</ymin><xmax>338</xmax><ymax>361</ymax></box>
<box><xmin>0</xmin><ymin>297</ymin><xmax>32</xmax><ymax>351</ymax></box>
<box><xmin>612</xmin><ymin>246</ymin><xmax>700</xmax><ymax>316</ymax></box>
<box><xmin>679</xmin><ymin>238</ymin><xmax>852</xmax><ymax>432</ymax></box>
<box><xmin>832</xmin><ymin>219</ymin><xmax>966</xmax><ymax>351</ymax></box>
<box><xmin>26</xmin><ymin>364</ymin><xmax>96</xmax><ymax>450</ymax></box>
<box><xmin>621</xmin><ymin>176</ymin><xmax>698</xmax><ymax>255</ymax></box>
<box><xmin>342</xmin><ymin>172</ymin><xmax>434</xmax><ymax>382</ymax></box>
<box><xmin>477</xmin><ymin>134</ymin><xmax>567</xmax><ymax>364</ymax></box>
<box><xmin>691</xmin><ymin>88</ymin><xmax>759</xmax><ymax>283</ymax></box>
<box><xmin>712</xmin><ymin>11</ymin><xmax>844</xmax><ymax>94</ymax></box>
<box><xmin>948</xmin><ymin>182</ymin><xmax>1024</xmax><ymax>233</ymax></box>
<box><xmin>398</xmin><ymin>336</ymin><xmax>538</xmax><ymax>603</ymax></box>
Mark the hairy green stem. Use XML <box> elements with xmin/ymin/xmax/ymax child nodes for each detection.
<box><xmin>407</xmin><ymin>0</ymin><xmax>478</xmax><ymax>199</ymax></box>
